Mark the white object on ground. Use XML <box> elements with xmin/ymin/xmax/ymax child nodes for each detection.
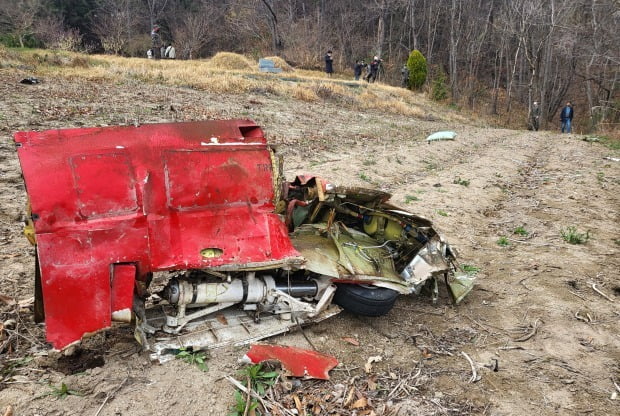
<box><xmin>426</xmin><ymin>131</ymin><xmax>457</xmax><ymax>142</ymax></box>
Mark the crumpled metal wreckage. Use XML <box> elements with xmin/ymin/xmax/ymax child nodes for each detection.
<box><xmin>14</xmin><ymin>120</ymin><xmax>474</xmax><ymax>360</ymax></box>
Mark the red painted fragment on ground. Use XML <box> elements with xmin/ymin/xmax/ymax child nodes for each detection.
<box><xmin>245</xmin><ymin>344</ymin><xmax>339</xmax><ymax>380</ymax></box>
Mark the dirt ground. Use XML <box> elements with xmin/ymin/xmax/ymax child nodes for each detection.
<box><xmin>0</xmin><ymin>67</ymin><xmax>619</xmax><ymax>416</ymax></box>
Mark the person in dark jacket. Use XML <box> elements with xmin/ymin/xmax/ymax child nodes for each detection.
<box><xmin>365</xmin><ymin>56</ymin><xmax>381</xmax><ymax>83</ymax></box>
<box><xmin>401</xmin><ymin>64</ymin><xmax>409</xmax><ymax>88</ymax></box>
<box><xmin>325</xmin><ymin>51</ymin><xmax>334</xmax><ymax>77</ymax></box>
<box><xmin>560</xmin><ymin>101</ymin><xmax>573</xmax><ymax>133</ymax></box>
<box><xmin>151</xmin><ymin>25</ymin><xmax>163</xmax><ymax>59</ymax></box>
<box><xmin>354</xmin><ymin>60</ymin><xmax>364</xmax><ymax>80</ymax></box>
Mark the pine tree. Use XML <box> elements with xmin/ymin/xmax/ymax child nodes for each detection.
<box><xmin>406</xmin><ymin>49</ymin><xmax>427</xmax><ymax>90</ymax></box>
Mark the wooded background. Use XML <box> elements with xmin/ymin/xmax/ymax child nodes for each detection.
<box><xmin>1</xmin><ymin>0</ymin><xmax>618</xmax><ymax>132</ymax></box>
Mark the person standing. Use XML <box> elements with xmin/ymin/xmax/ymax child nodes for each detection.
<box><xmin>401</xmin><ymin>64</ymin><xmax>409</xmax><ymax>88</ymax></box>
<box><xmin>365</xmin><ymin>56</ymin><xmax>380</xmax><ymax>83</ymax></box>
<box><xmin>151</xmin><ymin>25</ymin><xmax>163</xmax><ymax>59</ymax></box>
<box><xmin>531</xmin><ymin>101</ymin><xmax>541</xmax><ymax>131</ymax></box>
<box><xmin>354</xmin><ymin>60</ymin><xmax>364</xmax><ymax>80</ymax></box>
<box><xmin>560</xmin><ymin>101</ymin><xmax>573</xmax><ymax>133</ymax></box>
<box><xmin>165</xmin><ymin>43</ymin><xmax>176</xmax><ymax>59</ymax></box>
<box><xmin>325</xmin><ymin>50</ymin><xmax>334</xmax><ymax>77</ymax></box>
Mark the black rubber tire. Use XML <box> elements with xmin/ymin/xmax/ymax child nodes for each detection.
<box><xmin>333</xmin><ymin>284</ymin><xmax>399</xmax><ymax>316</ymax></box>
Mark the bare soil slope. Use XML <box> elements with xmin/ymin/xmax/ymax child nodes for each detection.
<box><xmin>0</xmin><ymin>67</ymin><xmax>618</xmax><ymax>416</ymax></box>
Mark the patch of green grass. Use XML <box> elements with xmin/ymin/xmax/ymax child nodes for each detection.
<box><xmin>436</xmin><ymin>209</ymin><xmax>448</xmax><ymax>217</ymax></box>
<box><xmin>404</xmin><ymin>195</ymin><xmax>419</xmax><ymax>203</ymax></box>
<box><xmin>594</xmin><ymin>135</ymin><xmax>620</xmax><ymax>151</ymax></box>
<box><xmin>362</xmin><ymin>159</ymin><xmax>376</xmax><ymax>166</ymax></box>
<box><xmin>453</xmin><ymin>177</ymin><xmax>470</xmax><ymax>186</ymax></box>
<box><xmin>424</xmin><ymin>161</ymin><xmax>438</xmax><ymax>171</ymax></box>
<box><xmin>596</xmin><ymin>172</ymin><xmax>605</xmax><ymax>183</ymax></box>
<box><xmin>229</xmin><ymin>389</ymin><xmax>259</xmax><ymax>416</ymax></box>
<box><xmin>47</xmin><ymin>382</ymin><xmax>82</xmax><ymax>399</ymax></box>
<box><xmin>614</xmin><ymin>239</ymin><xmax>620</xmax><ymax>246</ymax></box>
<box><xmin>176</xmin><ymin>348</ymin><xmax>209</xmax><ymax>372</ymax></box>
<box><xmin>229</xmin><ymin>363</ymin><xmax>279</xmax><ymax>415</ymax></box>
<box><xmin>1</xmin><ymin>357</ymin><xmax>33</xmax><ymax>380</ymax></box>
<box><xmin>359</xmin><ymin>172</ymin><xmax>372</xmax><ymax>182</ymax></box>
<box><xmin>513</xmin><ymin>226</ymin><xmax>529</xmax><ymax>236</ymax></box>
<box><xmin>560</xmin><ymin>226</ymin><xmax>590</xmax><ymax>245</ymax></box>
<box><xmin>395</xmin><ymin>156</ymin><xmax>404</xmax><ymax>165</ymax></box>
<box><xmin>240</xmin><ymin>363</ymin><xmax>278</xmax><ymax>396</ymax></box>
<box><xmin>461</xmin><ymin>264</ymin><xmax>480</xmax><ymax>275</ymax></box>
<box><xmin>497</xmin><ymin>236</ymin><xmax>510</xmax><ymax>247</ymax></box>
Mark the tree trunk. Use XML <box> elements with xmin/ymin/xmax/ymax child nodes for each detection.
<box><xmin>449</xmin><ymin>0</ymin><xmax>461</xmax><ymax>101</ymax></box>
<box><xmin>375</xmin><ymin>0</ymin><xmax>386</xmax><ymax>57</ymax></box>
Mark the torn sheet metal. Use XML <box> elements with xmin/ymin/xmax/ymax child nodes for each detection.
<box><xmin>15</xmin><ymin>120</ymin><xmax>474</xmax><ymax>354</ymax></box>
<box><xmin>447</xmin><ymin>272</ymin><xmax>476</xmax><ymax>304</ymax></box>
<box><xmin>290</xmin><ymin>223</ymin><xmax>407</xmax><ymax>291</ymax></box>
<box><xmin>148</xmin><ymin>305</ymin><xmax>342</xmax><ymax>362</ymax></box>
<box><xmin>14</xmin><ymin>121</ymin><xmax>301</xmax><ymax>349</ymax></box>
<box><xmin>243</xmin><ymin>344</ymin><xmax>339</xmax><ymax>380</ymax></box>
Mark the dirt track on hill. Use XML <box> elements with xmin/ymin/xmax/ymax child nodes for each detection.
<box><xmin>1</xmin><ymin>68</ymin><xmax>619</xmax><ymax>416</ymax></box>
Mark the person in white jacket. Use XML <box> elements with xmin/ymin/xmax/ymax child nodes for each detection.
<box><xmin>165</xmin><ymin>43</ymin><xmax>176</xmax><ymax>59</ymax></box>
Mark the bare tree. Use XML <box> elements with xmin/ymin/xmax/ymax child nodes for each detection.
<box><xmin>143</xmin><ymin>0</ymin><xmax>169</xmax><ymax>29</ymax></box>
<box><xmin>172</xmin><ymin>14</ymin><xmax>209</xmax><ymax>59</ymax></box>
<box><xmin>260</xmin><ymin>0</ymin><xmax>283</xmax><ymax>54</ymax></box>
<box><xmin>2</xmin><ymin>0</ymin><xmax>614</xmax><ymax>132</ymax></box>
<box><xmin>0</xmin><ymin>0</ymin><xmax>42</xmax><ymax>47</ymax></box>
<box><xmin>34</xmin><ymin>14</ymin><xmax>82</xmax><ymax>51</ymax></box>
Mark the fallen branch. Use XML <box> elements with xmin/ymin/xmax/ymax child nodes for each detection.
<box><xmin>243</xmin><ymin>374</ymin><xmax>252</xmax><ymax>416</ymax></box>
<box><xmin>225</xmin><ymin>375</ymin><xmax>294</xmax><ymax>416</ymax></box>
<box><xmin>612</xmin><ymin>376</ymin><xmax>620</xmax><ymax>394</ymax></box>
<box><xmin>461</xmin><ymin>351</ymin><xmax>479</xmax><ymax>383</ymax></box>
<box><xmin>498</xmin><ymin>346</ymin><xmax>524</xmax><ymax>351</ymax></box>
<box><xmin>505</xmin><ymin>237</ymin><xmax>553</xmax><ymax>247</ymax></box>
<box><xmin>519</xmin><ymin>278</ymin><xmax>532</xmax><ymax>291</ymax></box>
<box><xmin>568</xmin><ymin>290</ymin><xmax>587</xmax><ymax>301</ymax></box>
<box><xmin>574</xmin><ymin>311</ymin><xmax>591</xmax><ymax>323</ymax></box>
<box><xmin>514</xmin><ymin>319</ymin><xmax>541</xmax><ymax>342</ymax></box>
<box><xmin>591</xmin><ymin>284</ymin><xmax>614</xmax><ymax>302</ymax></box>
<box><xmin>94</xmin><ymin>376</ymin><xmax>128</xmax><ymax>416</ymax></box>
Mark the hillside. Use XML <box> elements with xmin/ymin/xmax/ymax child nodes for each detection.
<box><xmin>1</xmin><ymin>52</ymin><xmax>619</xmax><ymax>416</ymax></box>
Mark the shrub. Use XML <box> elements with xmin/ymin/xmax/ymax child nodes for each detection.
<box><xmin>431</xmin><ymin>68</ymin><xmax>448</xmax><ymax>101</ymax></box>
<box><xmin>406</xmin><ymin>49</ymin><xmax>427</xmax><ymax>90</ymax></box>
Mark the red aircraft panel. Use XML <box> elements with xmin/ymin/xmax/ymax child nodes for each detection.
<box><xmin>15</xmin><ymin>120</ymin><xmax>301</xmax><ymax>349</ymax></box>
